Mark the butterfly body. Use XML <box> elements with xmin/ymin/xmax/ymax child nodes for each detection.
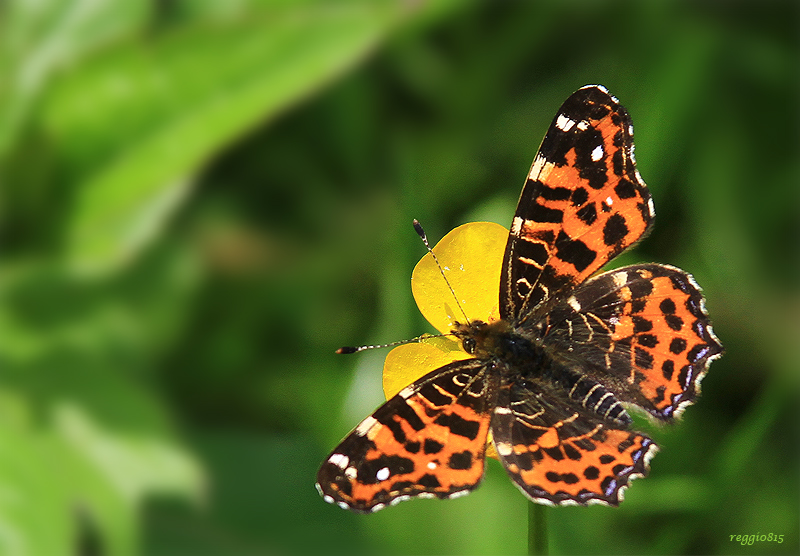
<box><xmin>453</xmin><ymin>319</ymin><xmax>628</xmax><ymax>425</ymax></box>
<box><xmin>317</xmin><ymin>85</ymin><xmax>722</xmax><ymax>512</ymax></box>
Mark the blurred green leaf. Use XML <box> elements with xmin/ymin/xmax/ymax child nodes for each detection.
<box><xmin>0</xmin><ymin>0</ymin><xmax>149</xmax><ymax>156</ymax></box>
<box><xmin>38</xmin><ymin>1</ymin><xmax>404</xmax><ymax>275</ymax></box>
<box><xmin>0</xmin><ymin>246</ymin><xmax>204</xmax><ymax>555</ymax></box>
<box><xmin>0</xmin><ymin>400</ymin><xmax>203</xmax><ymax>556</ymax></box>
<box><xmin>54</xmin><ymin>403</ymin><xmax>203</xmax><ymax>505</ymax></box>
<box><xmin>51</xmin><ymin>403</ymin><xmax>203</xmax><ymax>556</ymax></box>
<box><xmin>0</xmin><ymin>419</ymin><xmax>70</xmax><ymax>556</ymax></box>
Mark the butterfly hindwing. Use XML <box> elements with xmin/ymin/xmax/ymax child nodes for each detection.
<box><xmin>317</xmin><ymin>359</ymin><xmax>497</xmax><ymax>512</ymax></box>
<box><xmin>491</xmin><ymin>376</ymin><xmax>656</xmax><ymax>506</ymax></box>
<box><xmin>501</xmin><ymin>85</ymin><xmax>655</xmax><ymax>322</ymax></box>
<box><xmin>542</xmin><ymin>263</ymin><xmax>724</xmax><ymax>420</ymax></box>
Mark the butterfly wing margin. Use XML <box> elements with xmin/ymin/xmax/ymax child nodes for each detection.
<box><xmin>491</xmin><ymin>376</ymin><xmax>657</xmax><ymax>506</ymax></box>
<box><xmin>501</xmin><ymin>85</ymin><xmax>655</xmax><ymax>322</ymax></box>
<box><xmin>542</xmin><ymin>263</ymin><xmax>723</xmax><ymax>420</ymax></box>
<box><xmin>317</xmin><ymin>359</ymin><xmax>497</xmax><ymax>512</ymax></box>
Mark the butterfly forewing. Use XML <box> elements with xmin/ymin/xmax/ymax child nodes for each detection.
<box><xmin>317</xmin><ymin>359</ymin><xmax>497</xmax><ymax>512</ymax></box>
<box><xmin>501</xmin><ymin>85</ymin><xmax>655</xmax><ymax>322</ymax></box>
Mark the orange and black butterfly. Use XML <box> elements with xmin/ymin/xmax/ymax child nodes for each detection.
<box><xmin>317</xmin><ymin>85</ymin><xmax>723</xmax><ymax>512</ymax></box>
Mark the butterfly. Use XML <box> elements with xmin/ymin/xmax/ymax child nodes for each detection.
<box><xmin>317</xmin><ymin>85</ymin><xmax>723</xmax><ymax>512</ymax></box>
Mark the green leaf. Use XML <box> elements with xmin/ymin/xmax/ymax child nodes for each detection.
<box><xmin>39</xmin><ymin>1</ymin><xmax>404</xmax><ymax>275</ymax></box>
<box><xmin>0</xmin><ymin>412</ymin><xmax>70</xmax><ymax>556</ymax></box>
<box><xmin>0</xmin><ymin>250</ymin><xmax>203</xmax><ymax>556</ymax></box>
<box><xmin>0</xmin><ymin>0</ymin><xmax>149</xmax><ymax>156</ymax></box>
<box><xmin>51</xmin><ymin>403</ymin><xmax>204</xmax><ymax>556</ymax></box>
<box><xmin>0</xmin><ymin>397</ymin><xmax>203</xmax><ymax>556</ymax></box>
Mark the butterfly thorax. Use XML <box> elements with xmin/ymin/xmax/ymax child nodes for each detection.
<box><xmin>452</xmin><ymin>319</ymin><xmax>547</xmax><ymax>372</ymax></box>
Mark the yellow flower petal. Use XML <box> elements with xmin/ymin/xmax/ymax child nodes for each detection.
<box><xmin>383</xmin><ymin>336</ymin><xmax>469</xmax><ymax>399</ymax></box>
<box><xmin>411</xmin><ymin>222</ymin><xmax>508</xmax><ymax>335</ymax></box>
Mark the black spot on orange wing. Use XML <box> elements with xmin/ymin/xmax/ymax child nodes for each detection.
<box><xmin>501</xmin><ymin>85</ymin><xmax>655</xmax><ymax>322</ymax></box>
<box><xmin>448</xmin><ymin>451</ymin><xmax>473</xmax><ymax>470</ymax></box>
<box><xmin>602</xmin><ymin>213</ymin><xmax>629</xmax><ymax>247</ymax></box>
<box><xmin>423</xmin><ymin>438</ymin><xmax>444</xmax><ymax>454</ymax></box>
<box><xmin>316</xmin><ymin>359</ymin><xmax>497</xmax><ymax>512</ymax></box>
<box><xmin>554</xmin><ymin>231</ymin><xmax>596</xmax><ymax>272</ymax></box>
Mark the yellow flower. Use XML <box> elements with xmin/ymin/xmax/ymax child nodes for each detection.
<box><xmin>382</xmin><ymin>221</ymin><xmax>508</xmax><ymax>458</ymax></box>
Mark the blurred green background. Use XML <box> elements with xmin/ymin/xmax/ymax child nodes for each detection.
<box><xmin>0</xmin><ymin>0</ymin><xmax>797</xmax><ymax>555</ymax></box>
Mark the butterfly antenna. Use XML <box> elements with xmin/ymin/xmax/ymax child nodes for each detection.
<box><xmin>336</xmin><ymin>220</ymin><xmax>468</xmax><ymax>355</ymax></box>
<box><xmin>336</xmin><ymin>333</ymin><xmax>451</xmax><ymax>354</ymax></box>
<box><xmin>412</xmin><ymin>219</ymin><xmax>471</xmax><ymax>325</ymax></box>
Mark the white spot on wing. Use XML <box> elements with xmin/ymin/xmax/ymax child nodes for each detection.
<box><xmin>496</xmin><ymin>441</ymin><xmax>513</xmax><ymax>456</ymax></box>
<box><xmin>376</xmin><ymin>467</ymin><xmax>390</xmax><ymax>481</ymax></box>
<box><xmin>605</xmin><ymin>196</ymin><xmax>614</xmax><ymax>206</ymax></box>
<box><xmin>527</xmin><ymin>153</ymin><xmax>548</xmax><ymax>180</ymax></box>
<box><xmin>355</xmin><ymin>416</ymin><xmax>377</xmax><ymax>437</ymax></box>
<box><xmin>427</xmin><ymin>461</ymin><xmax>437</xmax><ymax>470</ymax></box>
<box><xmin>448</xmin><ymin>489</ymin><xmax>470</xmax><ymax>499</ymax></box>
<box><xmin>556</xmin><ymin>114</ymin><xmax>576</xmax><ymax>132</ymax></box>
<box><xmin>612</xmin><ymin>271</ymin><xmax>628</xmax><ymax>289</ymax></box>
<box><xmin>644</xmin><ymin>443</ymin><xmax>659</xmax><ymax>467</ymax></box>
<box><xmin>511</xmin><ymin>216</ymin><xmax>524</xmax><ymax>236</ymax></box>
<box><xmin>567</xmin><ymin>295</ymin><xmax>581</xmax><ymax>312</ymax></box>
<box><xmin>591</xmin><ymin>144</ymin><xmax>604</xmax><ymax>161</ymax></box>
<box><xmin>398</xmin><ymin>385</ymin><xmax>415</xmax><ymax>399</ymax></box>
<box><xmin>328</xmin><ymin>453</ymin><xmax>349</xmax><ymax>469</ymax></box>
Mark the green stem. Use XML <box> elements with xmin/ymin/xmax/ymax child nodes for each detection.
<box><xmin>527</xmin><ymin>501</ymin><xmax>548</xmax><ymax>555</ymax></box>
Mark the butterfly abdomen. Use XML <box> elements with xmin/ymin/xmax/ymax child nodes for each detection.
<box><xmin>546</xmin><ymin>365</ymin><xmax>632</xmax><ymax>426</ymax></box>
